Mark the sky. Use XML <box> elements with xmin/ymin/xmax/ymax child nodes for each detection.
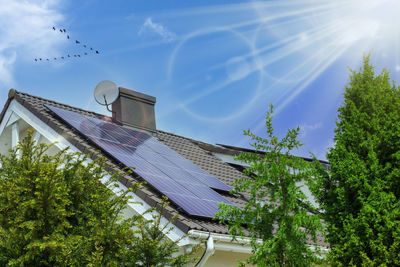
<box><xmin>1</xmin><ymin>0</ymin><xmax>400</xmax><ymax>160</ymax></box>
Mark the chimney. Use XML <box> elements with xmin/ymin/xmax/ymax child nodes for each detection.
<box><xmin>112</xmin><ymin>87</ymin><xmax>157</xmax><ymax>133</ymax></box>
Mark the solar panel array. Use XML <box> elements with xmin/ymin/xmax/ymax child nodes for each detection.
<box><xmin>46</xmin><ymin>105</ymin><xmax>234</xmax><ymax>218</ymax></box>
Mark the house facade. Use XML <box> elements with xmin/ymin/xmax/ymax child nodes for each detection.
<box><xmin>0</xmin><ymin>86</ymin><xmax>327</xmax><ymax>266</ymax></box>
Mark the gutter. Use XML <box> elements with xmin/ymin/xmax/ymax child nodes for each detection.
<box><xmin>188</xmin><ymin>230</ymin><xmax>329</xmax><ymax>255</ymax></box>
<box><xmin>189</xmin><ymin>230</ymin><xmax>252</xmax><ymax>254</ymax></box>
<box><xmin>195</xmin><ymin>234</ymin><xmax>215</xmax><ymax>267</ymax></box>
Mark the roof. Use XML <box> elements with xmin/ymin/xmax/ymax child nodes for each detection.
<box><xmin>1</xmin><ymin>89</ymin><xmax>249</xmax><ymax>235</ymax></box>
<box><xmin>0</xmin><ymin>89</ymin><xmax>328</xmax><ymax>247</ymax></box>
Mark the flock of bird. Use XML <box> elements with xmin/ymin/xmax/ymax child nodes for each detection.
<box><xmin>34</xmin><ymin>27</ymin><xmax>100</xmax><ymax>62</ymax></box>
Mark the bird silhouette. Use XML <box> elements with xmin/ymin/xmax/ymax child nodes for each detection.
<box><xmin>83</xmin><ymin>45</ymin><xmax>86</xmax><ymax>48</ymax></box>
<box><xmin>54</xmin><ymin>58</ymin><xmax>57</xmax><ymax>60</ymax></box>
<box><xmin>67</xmin><ymin>54</ymin><xmax>70</xmax><ymax>57</ymax></box>
<box><xmin>46</xmin><ymin>59</ymin><xmax>49</xmax><ymax>61</ymax></box>
<box><xmin>74</xmin><ymin>55</ymin><xmax>77</xmax><ymax>57</ymax></box>
<box><xmin>77</xmin><ymin>55</ymin><xmax>81</xmax><ymax>57</ymax></box>
<box><xmin>95</xmin><ymin>50</ymin><xmax>99</xmax><ymax>54</ymax></box>
<box><xmin>63</xmin><ymin>29</ymin><xmax>66</xmax><ymax>32</ymax></box>
<box><xmin>75</xmin><ymin>40</ymin><xmax>80</xmax><ymax>44</ymax></box>
<box><xmin>39</xmin><ymin>58</ymin><xmax>42</xmax><ymax>61</ymax></box>
<box><xmin>90</xmin><ymin>47</ymin><xmax>93</xmax><ymax>50</ymax></box>
<box><xmin>34</xmin><ymin>58</ymin><xmax>37</xmax><ymax>61</ymax></box>
<box><xmin>67</xmin><ymin>35</ymin><xmax>70</xmax><ymax>39</ymax></box>
<box><xmin>84</xmin><ymin>52</ymin><xmax>87</xmax><ymax>55</ymax></box>
<box><xmin>52</xmin><ymin>27</ymin><xmax>55</xmax><ymax>30</ymax></box>
<box><xmin>59</xmin><ymin>29</ymin><xmax>63</xmax><ymax>33</ymax></box>
<box><xmin>61</xmin><ymin>56</ymin><xmax>64</xmax><ymax>59</ymax></box>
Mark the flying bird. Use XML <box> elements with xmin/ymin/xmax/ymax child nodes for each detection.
<box><xmin>61</xmin><ymin>56</ymin><xmax>64</xmax><ymax>59</ymax></box>
<box><xmin>67</xmin><ymin>54</ymin><xmax>70</xmax><ymax>57</ymax></box>
<box><xmin>54</xmin><ymin>58</ymin><xmax>57</xmax><ymax>60</ymax></box>
<box><xmin>95</xmin><ymin>50</ymin><xmax>99</xmax><ymax>54</ymax></box>
<box><xmin>46</xmin><ymin>59</ymin><xmax>49</xmax><ymax>61</ymax></box>
<box><xmin>83</xmin><ymin>45</ymin><xmax>86</xmax><ymax>48</ymax></box>
<box><xmin>75</xmin><ymin>40</ymin><xmax>80</xmax><ymax>44</ymax></box>
<box><xmin>39</xmin><ymin>58</ymin><xmax>42</xmax><ymax>61</ymax></box>
<box><xmin>63</xmin><ymin>29</ymin><xmax>66</xmax><ymax>32</ymax></box>
<box><xmin>34</xmin><ymin>58</ymin><xmax>37</xmax><ymax>61</ymax></box>
<box><xmin>52</xmin><ymin>27</ymin><xmax>55</xmax><ymax>30</ymax></box>
<box><xmin>74</xmin><ymin>55</ymin><xmax>77</xmax><ymax>57</ymax></box>
<box><xmin>77</xmin><ymin>55</ymin><xmax>81</xmax><ymax>57</ymax></box>
<box><xmin>90</xmin><ymin>47</ymin><xmax>93</xmax><ymax>50</ymax></box>
<box><xmin>67</xmin><ymin>35</ymin><xmax>70</xmax><ymax>39</ymax></box>
<box><xmin>59</xmin><ymin>29</ymin><xmax>63</xmax><ymax>33</ymax></box>
<box><xmin>84</xmin><ymin>52</ymin><xmax>87</xmax><ymax>55</ymax></box>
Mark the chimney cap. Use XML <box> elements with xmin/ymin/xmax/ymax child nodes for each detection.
<box><xmin>118</xmin><ymin>87</ymin><xmax>156</xmax><ymax>104</ymax></box>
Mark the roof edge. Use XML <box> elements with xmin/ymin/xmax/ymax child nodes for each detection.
<box><xmin>0</xmin><ymin>88</ymin><xmax>19</xmax><ymax>127</ymax></box>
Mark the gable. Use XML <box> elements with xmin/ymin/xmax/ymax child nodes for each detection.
<box><xmin>0</xmin><ymin>98</ymin><xmax>190</xmax><ymax>245</ymax></box>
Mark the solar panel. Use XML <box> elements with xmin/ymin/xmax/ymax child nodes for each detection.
<box><xmin>46</xmin><ymin>105</ymin><xmax>234</xmax><ymax>218</ymax></box>
<box><xmin>160</xmin><ymin>193</ymin><xmax>219</xmax><ymax>218</ymax></box>
<box><xmin>163</xmin><ymin>155</ymin><xmax>233</xmax><ymax>191</ymax></box>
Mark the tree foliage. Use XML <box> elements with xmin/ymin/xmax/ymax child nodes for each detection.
<box><xmin>216</xmin><ymin>105</ymin><xmax>323</xmax><ymax>267</ymax></box>
<box><xmin>126</xmin><ymin>197</ymin><xmax>199</xmax><ymax>267</ymax></box>
<box><xmin>311</xmin><ymin>56</ymin><xmax>400</xmax><ymax>265</ymax></box>
<box><xmin>0</xmin><ymin>133</ymin><xmax>196</xmax><ymax>266</ymax></box>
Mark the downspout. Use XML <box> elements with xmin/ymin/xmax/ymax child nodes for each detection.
<box><xmin>195</xmin><ymin>233</ymin><xmax>215</xmax><ymax>267</ymax></box>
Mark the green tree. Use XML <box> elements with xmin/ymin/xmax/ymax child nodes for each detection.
<box><xmin>216</xmin><ymin>105</ymin><xmax>323</xmax><ymax>267</ymax></box>
<box><xmin>126</xmin><ymin>197</ymin><xmax>199</xmax><ymax>267</ymax></box>
<box><xmin>0</xmin><ymin>133</ymin><xmax>196</xmax><ymax>266</ymax></box>
<box><xmin>310</xmin><ymin>56</ymin><xmax>400</xmax><ymax>265</ymax></box>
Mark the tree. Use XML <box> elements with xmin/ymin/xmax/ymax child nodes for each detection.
<box><xmin>310</xmin><ymin>56</ymin><xmax>400</xmax><ymax>265</ymax></box>
<box><xmin>125</xmin><ymin>197</ymin><xmax>199</xmax><ymax>267</ymax></box>
<box><xmin>216</xmin><ymin>105</ymin><xmax>323</xmax><ymax>267</ymax></box>
<box><xmin>0</xmin><ymin>133</ymin><xmax>196</xmax><ymax>266</ymax></box>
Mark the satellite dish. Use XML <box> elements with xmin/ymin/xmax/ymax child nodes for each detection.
<box><xmin>94</xmin><ymin>80</ymin><xmax>119</xmax><ymax>106</ymax></box>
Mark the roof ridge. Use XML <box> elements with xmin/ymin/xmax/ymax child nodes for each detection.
<box><xmin>13</xmin><ymin>90</ymin><xmax>208</xmax><ymax>145</ymax></box>
<box><xmin>14</xmin><ymin>90</ymin><xmax>106</xmax><ymax>119</ymax></box>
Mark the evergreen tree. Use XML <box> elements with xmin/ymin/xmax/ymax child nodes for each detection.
<box><xmin>311</xmin><ymin>56</ymin><xmax>400</xmax><ymax>265</ymax></box>
<box><xmin>216</xmin><ymin>105</ymin><xmax>323</xmax><ymax>267</ymax></box>
<box><xmin>0</xmin><ymin>133</ymin><xmax>196</xmax><ymax>266</ymax></box>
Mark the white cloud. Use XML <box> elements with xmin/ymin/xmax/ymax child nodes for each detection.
<box><xmin>0</xmin><ymin>0</ymin><xmax>65</xmax><ymax>87</ymax></box>
<box><xmin>138</xmin><ymin>17</ymin><xmax>175</xmax><ymax>42</ymax></box>
<box><xmin>299</xmin><ymin>122</ymin><xmax>322</xmax><ymax>139</ymax></box>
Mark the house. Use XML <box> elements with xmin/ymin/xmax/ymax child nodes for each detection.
<box><xmin>0</xmin><ymin>86</ymin><xmax>328</xmax><ymax>266</ymax></box>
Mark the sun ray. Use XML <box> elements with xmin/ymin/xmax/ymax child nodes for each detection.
<box><xmin>207</xmin><ymin>18</ymin><xmax>346</xmax><ymax>74</ymax></box>
<box><xmin>241</xmin><ymin>44</ymin><xmax>350</xmax><ymax>147</ymax></box>
<box><xmin>179</xmin><ymin>40</ymin><xmax>346</xmax><ymax>123</ymax></box>
<box><xmin>162</xmin><ymin>0</ymin><xmax>400</xmax><ymax>144</ymax></box>
<box><xmin>162</xmin><ymin>25</ymin><xmax>351</xmax><ymax>123</ymax></box>
<box><xmin>157</xmin><ymin>0</ymin><xmax>349</xmax><ymax>17</ymax></box>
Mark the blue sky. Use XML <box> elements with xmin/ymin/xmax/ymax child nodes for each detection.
<box><xmin>1</xmin><ymin>0</ymin><xmax>400</xmax><ymax>160</ymax></box>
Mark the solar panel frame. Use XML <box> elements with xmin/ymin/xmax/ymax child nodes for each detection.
<box><xmin>45</xmin><ymin>104</ymin><xmax>234</xmax><ymax>218</ymax></box>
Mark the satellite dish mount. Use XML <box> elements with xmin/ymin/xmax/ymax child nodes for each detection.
<box><xmin>94</xmin><ymin>80</ymin><xmax>119</xmax><ymax>113</ymax></box>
